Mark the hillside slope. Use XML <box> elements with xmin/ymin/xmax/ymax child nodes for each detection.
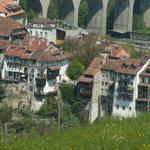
<box><xmin>1</xmin><ymin>113</ymin><xmax>150</xmax><ymax>150</ymax></box>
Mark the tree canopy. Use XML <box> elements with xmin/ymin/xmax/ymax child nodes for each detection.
<box><xmin>66</xmin><ymin>60</ymin><xmax>84</xmax><ymax>82</ymax></box>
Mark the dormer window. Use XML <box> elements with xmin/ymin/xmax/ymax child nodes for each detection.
<box><xmin>122</xmin><ymin>63</ymin><xmax>128</xmax><ymax>68</ymax></box>
<box><xmin>130</xmin><ymin>64</ymin><xmax>136</xmax><ymax>69</ymax></box>
<box><xmin>146</xmin><ymin>68</ymin><xmax>150</xmax><ymax>73</ymax></box>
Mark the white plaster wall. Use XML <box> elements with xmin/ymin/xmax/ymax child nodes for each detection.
<box><xmin>112</xmin><ymin>75</ymin><xmax>135</xmax><ymax>118</ymax></box>
<box><xmin>57</xmin><ymin>59</ymin><xmax>69</xmax><ymax>82</ymax></box>
<box><xmin>89</xmin><ymin>70</ymin><xmax>101</xmax><ymax>123</ymax></box>
<box><xmin>27</xmin><ymin>28</ymin><xmax>56</xmax><ymax>44</ymax></box>
<box><xmin>43</xmin><ymin>79</ymin><xmax>55</xmax><ymax>94</ymax></box>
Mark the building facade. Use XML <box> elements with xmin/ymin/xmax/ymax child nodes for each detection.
<box><xmin>78</xmin><ymin>53</ymin><xmax>150</xmax><ymax>123</ymax></box>
<box><xmin>27</xmin><ymin>18</ymin><xmax>57</xmax><ymax>44</ymax></box>
<box><xmin>2</xmin><ymin>37</ymin><xmax>72</xmax><ymax>96</ymax></box>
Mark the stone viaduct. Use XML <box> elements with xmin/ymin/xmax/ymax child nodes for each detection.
<box><xmin>39</xmin><ymin>0</ymin><xmax>150</xmax><ymax>36</ymax></box>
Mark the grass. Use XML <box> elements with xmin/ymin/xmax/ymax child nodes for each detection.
<box><xmin>0</xmin><ymin>113</ymin><xmax>150</xmax><ymax>150</ymax></box>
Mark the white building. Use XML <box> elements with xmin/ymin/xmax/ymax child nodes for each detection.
<box><xmin>78</xmin><ymin>52</ymin><xmax>150</xmax><ymax>123</ymax></box>
<box><xmin>2</xmin><ymin>37</ymin><xmax>72</xmax><ymax>96</ymax></box>
<box><xmin>27</xmin><ymin>18</ymin><xmax>57</xmax><ymax>44</ymax></box>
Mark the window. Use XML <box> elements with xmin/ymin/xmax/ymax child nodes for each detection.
<box><xmin>122</xmin><ymin>106</ymin><xmax>126</xmax><ymax>110</ymax></box>
<box><xmin>8</xmin><ymin>72</ymin><xmax>12</xmax><ymax>77</ymax></box>
<box><xmin>116</xmin><ymin>105</ymin><xmax>119</xmax><ymax>110</ymax></box>
<box><xmin>129</xmin><ymin>107</ymin><xmax>132</xmax><ymax>111</ymax></box>
<box><xmin>45</xmin><ymin>32</ymin><xmax>47</xmax><ymax>37</ymax></box>
<box><xmin>102</xmin><ymin>81</ymin><xmax>104</xmax><ymax>86</ymax></box>
<box><xmin>35</xmin><ymin>31</ymin><xmax>38</xmax><ymax>36</ymax></box>
<box><xmin>30</xmin><ymin>30</ymin><xmax>32</xmax><ymax>35</ymax></box>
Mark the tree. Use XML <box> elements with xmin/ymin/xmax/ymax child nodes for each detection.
<box><xmin>0</xmin><ymin>104</ymin><xmax>13</xmax><ymax>143</ymax></box>
<box><xmin>47</xmin><ymin>0</ymin><xmax>59</xmax><ymax>20</ymax></box>
<box><xmin>0</xmin><ymin>84</ymin><xmax>5</xmax><ymax>99</ymax></box>
<box><xmin>78</xmin><ymin>0</ymin><xmax>88</xmax><ymax>28</ymax></box>
<box><xmin>66</xmin><ymin>60</ymin><xmax>84</xmax><ymax>83</ymax></box>
<box><xmin>38</xmin><ymin>97</ymin><xmax>58</xmax><ymax>118</ymax></box>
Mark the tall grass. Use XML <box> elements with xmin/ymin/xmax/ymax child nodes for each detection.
<box><xmin>0</xmin><ymin>113</ymin><xmax>150</xmax><ymax>150</ymax></box>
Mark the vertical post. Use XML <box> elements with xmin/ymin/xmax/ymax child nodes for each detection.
<box><xmin>148</xmin><ymin>85</ymin><xmax>150</xmax><ymax>112</ymax></box>
<box><xmin>101</xmin><ymin>0</ymin><xmax>109</xmax><ymax>36</ymax></box>
<box><xmin>128</xmin><ymin>0</ymin><xmax>135</xmax><ymax>32</ymax></box>
<box><xmin>40</xmin><ymin>0</ymin><xmax>51</xmax><ymax>18</ymax></box>
<box><xmin>72</xmin><ymin>0</ymin><xmax>81</xmax><ymax>28</ymax></box>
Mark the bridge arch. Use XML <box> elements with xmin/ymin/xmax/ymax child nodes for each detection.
<box><xmin>140</xmin><ymin>0</ymin><xmax>150</xmax><ymax>27</ymax></box>
<box><xmin>87</xmin><ymin>0</ymin><xmax>109</xmax><ymax>35</ymax></box>
<box><xmin>113</xmin><ymin>0</ymin><xmax>135</xmax><ymax>33</ymax></box>
<box><xmin>47</xmin><ymin>0</ymin><xmax>59</xmax><ymax>20</ymax></box>
<box><xmin>39</xmin><ymin>0</ymin><xmax>51</xmax><ymax>18</ymax></box>
<box><xmin>59</xmin><ymin>0</ymin><xmax>74</xmax><ymax>26</ymax></box>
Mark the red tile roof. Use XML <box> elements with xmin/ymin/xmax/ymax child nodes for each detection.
<box><xmin>0</xmin><ymin>17</ymin><xmax>25</xmax><ymax>37</ymax></box>
<box><xmin>102</xmin><ymin>57</ymin><xmax>143</xmax><ymax>75</ymax></box>
<box><xmin>5</xmin><ymin>45</ymin><xmax>25</xmax><ymax>57</ymax></box>
<box><xmin>111</xmin><ymin>47</ymin><xmax>130</xmax><ymax>58</ymax></box>
<box><xmin>48</xmin><ymin>66</ymin><xmax>60</xmax><ymax>71</ymax></box>
<box><xmin>84</xmin><ymin>57</ymin><xmax>103</xmax><ymax>76</ymax></box>
<box><xmin>78</xmin><ymin>76</ymin><xmax>93</xmax><ymax>83</ymax></box>
<box><xmin>4</xmin><ymin>37</ymin><xmax>73</xmax><ymax>63</ymax></box>
<box><xmin>0</xmin><ymin>40</ymin><xmax>10</xmax><ymax>49</ymax></box>
<box><xmin>0</xmin><ymin>0</ymin><xmax>24</xmax><ymax>17</ymax></box>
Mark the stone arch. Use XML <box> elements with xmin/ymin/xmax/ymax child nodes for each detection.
<box><xmin>87</xmin><ymin>0</ymin><xmax>109</xmax><ymax>35</ymax></box>
<box><xmin>59</xmin><ymin>0</ymin><xmax>75</xmax><ymax>26</ymax></box>
<box><xmin>113</xmin><ymin>0</ymin><xmax>135</xmax><ymax>33</ymax></box>
<box><xmin>47</xmin><ymin>0</ymin><xmax>59</xmax><ymax>20</ymax></box>
<box><xmin>107</xmin><ymin>0</ymin><xmax>117</xmax><ymax>31</ymax></box>
<box><xmin>39</xmin><ymin>0</ymin><xmax>51</xmax><ymax>18</ymax></box>
<box><xmin>87</xmin><ymin>0</ymin><xmax>103</xmax><ymax>33</ymax></box>
<box><xmin>113</xmin><ymin>0</ymin><xmax>130</xmax><ymax>32</ymax></box>
<box><xmin>78</xmin><ymin>0</ymin><xmax>88</xmax><ymax>28</ymax></box>
<box><xmin>140</xmin><ymin>0</ymin><xmax>150</xmax><ymax>27</ymax></box>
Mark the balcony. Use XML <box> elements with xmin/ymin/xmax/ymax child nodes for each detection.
<box><xmin>108</xmin><ymin>80</ymin><xmax>114</xmax><ymax>86</ymax></box>
<box><xmin>138</xmin><ymin>83</ymin><xmax>149</xmax><ymax>88</ymax></box>
<box><xmin>35</xmin><ymin>85</ymin><xmax>58</xmax><ymax>96</ymax></box>
<box><xmin>137</xmin><ymin>98</ymin><xmax>149</xmax><ymax>102</ymax></box>
<box><xmin>36</xmin><ymin>76</ymin><xmax>46</xmax><ymax>87</ymax></box>
<box><xmin>47</xmin><ymin>66</ymin><xmax>60</xmax><ymax>79</ymax></box>
<box><xmin>80</xmin><ymin>88</ymin><xmax>92</xmax><ymax>96</ymax></box>
<box><xmin>6</xmin><ymin>67</ymin><xmax>20</xmax><ymax>73</ymax></box>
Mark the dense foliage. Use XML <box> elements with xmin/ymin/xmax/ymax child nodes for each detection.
<box><xmin>62</xmin><ymin>35</ymin><xmax>102</xmax><ymax>67</ymax></box>
<box><xmin>66</xmin><ymin>60</ymin><xmax>84</xmax><ymax>82</ymax></box>
<box><xmin>19</xmin><ymin>0</ymin><xmax>41</xmax><ymax>21</ymax></box>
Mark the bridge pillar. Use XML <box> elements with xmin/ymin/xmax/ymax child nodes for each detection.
<box><xmin>87</xmin><ymin>0</ymin><xmax>109</xmax><ymax>36</ymax></box>
<box><xmin>140</xmin><ymin>0</ymin><xmax>150</xmax><ymax>27</ymax></box>
<box><xmin>72</xmin><ymin>0</ymin><xmax>81</xmax><ymax>28</ymax></box>
<box><xmin>113</xmin><ymin>0</ymin><xmax>135</xmax><ymax>33</ymax></box>
<box><xmin>59</xmin><ymin>0</ymin><xmax>81</xmax><ymax>28</ymax></box>
<box><xmin>40</xmin><ymin>0</ymin><xmax>51</xmax><ymax>18</ymax></box>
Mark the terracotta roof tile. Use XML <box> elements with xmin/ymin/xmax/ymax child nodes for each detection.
<box><xmin>5</xmin><ymin>45</ymin><xmax>25</xmax><ymax>57</ymax></box>
<box><xmin>78</xmin><ymin>76</ymin><xmax>93</xmax><ymax>83</ymax></box>
<box><xmin>48</xmin><ymin>66</ymin><xmax>60</xmax><ymax>71</ymax></box>
<box><xmin>0</xmin><ymin>0</ymin><xmax>24</xmax><ymax>17</ymax></box>
<box><xmin>0</xmin><ymin>17</ymin><xmax>25</xmax><ymax>37</ymax></box>
<box><xmin>111</xmin><ymin>47</ymin><xmax>130</xmax><ymax>58</ymax></box>
<box><xmin>84</xmin><ymin>57</ymin><xmax>103</xmax><ymax>76</ymax></box>
<box><xmin>0</xmin><ymin>40</ymin><xmax>10</xmax><ymax>49</ymax></box>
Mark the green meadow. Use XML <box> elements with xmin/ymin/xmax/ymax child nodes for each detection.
<box><xmin>0</xmin><ymin>113</ymin><xmax>150</xmax><ymax>150</ymax></box>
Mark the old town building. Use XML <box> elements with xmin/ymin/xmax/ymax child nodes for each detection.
<box><xmin>2</xmin><ymin>37</ymin><xmax>72</xmax><ymax>96</ymax></box>
<box><xmin>78</xmin><ymin>49</ymin><xmax>150</xmax><ymax>123</ymax></box>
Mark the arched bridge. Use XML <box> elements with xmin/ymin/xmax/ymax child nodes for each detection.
<box><xmin>39</xmin><ymin>0</ymin><xmax>150</xmax><ymax>36</ymax></box>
